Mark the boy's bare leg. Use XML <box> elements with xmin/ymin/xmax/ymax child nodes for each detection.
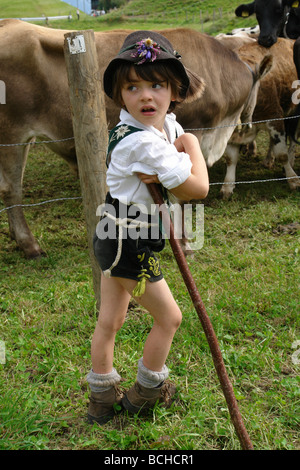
<box><xmin>117</xmin><ymin>277</ymin><xmax>182</xmax><ymax>372</ymax></box>
<box><xmin>91</xmin><ymin>274</ymin><xmax>131</xmax><ymax>374</ymax></box>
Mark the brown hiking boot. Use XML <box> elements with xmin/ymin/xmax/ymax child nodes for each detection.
<box><xmin>87</xmin><ymin>385</ymin><xmax>123</xmax><ymax>424</ymax></box>
<box><xmin>122</xmin><ymin>381</ymin><xmax>176</xmax><ymax>415</ymax></box>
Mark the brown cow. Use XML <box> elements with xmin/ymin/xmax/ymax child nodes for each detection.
<box><xmin>0</xmin><ymin>19</ymin><xmax>271</xmax><ymax>258</ymax></box>
<box><xmin>219</xmin><ymin>37</ymin><xmax>300</xmax><ymax>198</ymax></box>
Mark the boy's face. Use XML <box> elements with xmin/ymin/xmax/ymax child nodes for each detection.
<box><xmin>121</xmin><ymin>68</ymin><xmax>175</xmax><ymax>132</ymax></box>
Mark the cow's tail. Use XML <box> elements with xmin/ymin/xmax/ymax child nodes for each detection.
<box><xmin>184</xmin><ymin>67</ymin><xmax>206</xmax><ymax>103</ymax></box>
<box><xmin>285</xmin><ymin>104</ymin><xmax>300</xmax><ymax>145</ymax></box>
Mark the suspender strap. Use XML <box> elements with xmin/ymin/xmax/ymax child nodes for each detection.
<box><xmin>106</xmin><ymin>123</ymin><xmax>179</xmax><ymax>167</ymax></box>
<box><xmin>106</xmin><ymin>124</ymin><xmax>143</xmax><ymax>167</ymax></box>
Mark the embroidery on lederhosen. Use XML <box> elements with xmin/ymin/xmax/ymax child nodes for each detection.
<box><xmin>132</xmin><ymin>252</ymin><xmax>162</xmax><ymax>297</ymax></box>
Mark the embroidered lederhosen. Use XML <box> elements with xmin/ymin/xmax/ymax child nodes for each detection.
<box><xmin>93</xmin><ymin>124</ymin><xmax>166</xmax><ymax>295</ymax></box>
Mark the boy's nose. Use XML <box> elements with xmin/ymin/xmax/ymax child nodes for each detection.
<box><xmin>140</xmin><ymin>88</ymin><xmax>152</xmax><ymax>100</ymax></box>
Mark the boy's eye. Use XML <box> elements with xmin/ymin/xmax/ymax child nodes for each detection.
<box><xmin>152</xmin><ymin>83</ymin><xmax>162</xmax><ymax>89</ymax></box>
<box><xmin>128</xmin><ymin>85</ymin><xmax>137</xmax><ymax>91</ymax></box>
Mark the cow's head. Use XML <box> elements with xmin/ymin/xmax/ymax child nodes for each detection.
<box><xmin>285</xmin><ymin>3</ymin><xmax>300</xmax><ymax>38</ymax></box>
<box><xmin>235</xmin><ymin>0</ymin><xmax>300</xmax><ymax>47</ymax></box>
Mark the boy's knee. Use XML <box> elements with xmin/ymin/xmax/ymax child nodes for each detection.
<box><xmin>174</xmin><ymin>309</ymin><xmax>182</xmax><ymax>330</ymax></box>
<box><xmin>98</xmin><ymin>315</ymin><xmax>125</xmax><ymax>334</ymax></box>
<box><xmin>166</xmin><ymin>308</ymin><xmax>182</xmax><ymax>332</ymax></box>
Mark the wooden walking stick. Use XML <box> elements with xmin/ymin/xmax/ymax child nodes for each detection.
<box><xmin>147</xmin><ymin>183</ymin><xmax>254</xmax><ymax>450</ymax></box>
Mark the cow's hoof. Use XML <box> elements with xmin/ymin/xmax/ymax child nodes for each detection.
<box><xmin>288</xmin><ymin>177</ymin><xmax>300</xmax><ymax>191</ymax></box>
<box><xmin>24</xmin><ymin>247</ymin><xmax>47</xmax><ymax>259</ymax></box>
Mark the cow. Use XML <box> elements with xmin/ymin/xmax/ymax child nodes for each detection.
<box><xmin>285</xmin><ymin>35</ymin><xmax>300</xmax><ymax>142</ymax></box>
<box><xmin>235</xmin><ymin>2</ymin><xmax>300</xmax><ymax>177</ymax></box>
<box><xmin>216</xmin><ymin>30</ymin><xmax>258</xmax><ymax>50</ymax></box>
<box><xmin>216</xmin><ymin>25</ymin><xmax>260</xmax><ymax>51</ymax></box>
<box><xmin>219</xmin><ymin>37</ymin><xmax>300</xmax><ymax>198</ymax></box>
<box><xmin>235</xmin><ymin>0</ymin><xmax>300</xmax><ymax>47</ymax></box>
<box><xmin>0</xmin><ymin>19</ymin><xmax>271</xmax><ymax>258</ymax></box>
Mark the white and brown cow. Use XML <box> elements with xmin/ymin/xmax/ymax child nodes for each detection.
<box><xmin>0</xmin><ymin>19</ymin><xmax>271</xmax><ymax>258</ymax></box>
<box><xmin>219</xmin><ymin>37</ymin><xmax>300</xmax><ymax>198</ymax></box>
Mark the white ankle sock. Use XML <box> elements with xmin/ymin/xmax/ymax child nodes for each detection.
<box><xmin>87</xmin><ymin>368</ymin><xmax>121</xmax><ymax>393</ymax></box>
<box><xmin>137</xmin><ymin>358</ymin><xmax>169</xmax><ymax>388</ymax></box>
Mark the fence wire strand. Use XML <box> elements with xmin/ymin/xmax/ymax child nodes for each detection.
<box><xmin>1</xmin><ymin>113</ymin><xmax>300</xmax><ymax>148</ymax></box>
<box><xmin>0</xmin><ymin>113</ymin><xmax>299</xmax><ymax>215</ymax></box>
<box><xmin>0</xmin><ymin>176</ymin><xmax>298</xmax><ymax>214</ymax></box>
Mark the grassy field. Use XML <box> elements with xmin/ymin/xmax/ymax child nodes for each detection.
<box><xmin>0</xmin><ymin>0</ymin><xmax>299</xmax><ymax>452</ymax></box>
<box><xmin>0</xmin><ymin>138</ymin><xmax>299</xmax><ymax>451</ymax></box>
<box><xmin>0</xmin><ymin>0</ymin><xmax>76</xmax><ymax>18</ymax></box>
<box><xmin>0</xmin><ymin>0</ymin><xmax>257</xmax><ymax>33</ymax></box>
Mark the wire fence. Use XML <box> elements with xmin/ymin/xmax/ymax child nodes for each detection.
<box><xmin>1</xmin><ymin>113</ymin><xmax>300</xmax><ymax>148</ymax></box>
<box><xmin>1</xmin><ymin>175</ymin><xmax>298</xmax><ymax>215</ymax></box>
<box><xmin>0</xmin><ymin>113</ymin><xmax>299</xmax><ymax>215</ymax></box>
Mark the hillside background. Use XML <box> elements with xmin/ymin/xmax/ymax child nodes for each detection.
<box><xmin>0</xmin><ymin>0</ymin><xmax>257</xmax><ymax>34</ymax></box>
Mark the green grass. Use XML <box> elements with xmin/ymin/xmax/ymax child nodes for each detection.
<box><xmin>0</xmin><ymin>0</ymin><xmax>299</xmax><ymax>452</ymax></box>
<box><xmin>0</xmin><ymin>0</ymin><xmax>257</xmax><ymax>34</ymax></box>
<box><xmin>0</xmin><ymin>134</ymin><xmax>299</xmax><ymax>450</ymax></box>
<box><xmin>0</xmin><ymin>0</ymin><xmax>79</xmax><ymax>18</ymax></box>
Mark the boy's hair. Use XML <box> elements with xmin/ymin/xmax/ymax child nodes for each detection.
<box><xmin>111</xmin><ymin>61</ymin><xmax>185</xmax><ymax>113</ymax></box>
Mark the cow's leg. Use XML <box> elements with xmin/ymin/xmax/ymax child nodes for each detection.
<box><xmin>287</xmin><ymin>140</ymin><xmax>296</xmax><ymax>168</ymax></box>
<box><xmin>220</xmin><ymin>143</ymin><xmax>240</xmax><ymax>199</ymax></box>
<box><xmin>169</xmin><ymin>198</ymin><xmax>194</xmax><ymax>257</ymax></box>
<box><xmin>178</xmin><ymin>202</ymin><xmax>194</xmax><ymax>257</ymax></box>
<box><xmin>267</xmin><ymin>125</ymin><xmax>300</xmax><ymax>190</ymax></box>
<box><xmin>241</xmin><ymin>140</ymin><xmax>257</xmax><ymax>158</ymax></box>
<box><xmin>282</xmin><ymin>156</ymin><xmax>300</xmax><ymax>190</ymax></box>
<box><xmin>0</xmin><ymin>142</ymin><xmax>44</xmax><ymax>258</ymax></box>
<box><xmin>262</xmin><ymin>141</ymin><xmax>275</xmax><ymax>169</ymax></box>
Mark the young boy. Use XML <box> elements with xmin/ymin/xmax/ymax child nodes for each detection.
<box><xmin>87</xmin><ymin>31</ymin><xmax>209</xmax><ymax>424</ymax></box>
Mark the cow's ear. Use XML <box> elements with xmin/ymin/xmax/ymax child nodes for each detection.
<box><xmin>235</xmin><ymin>3</ymin><xmax>255</xmax><ymax>18</ymax></box>
<box><xmin>291</xmin><ymin>1</ymin><xmax>300</xmax><ymax>8</ymax></box>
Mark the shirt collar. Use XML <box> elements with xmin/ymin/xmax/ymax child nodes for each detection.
<box><xmin>119</xmin><ymin>109</ymin><xmax>175</xmax><ymax>138</ymax></box>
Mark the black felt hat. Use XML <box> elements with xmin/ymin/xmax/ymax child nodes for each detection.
<box><xmin>103</xmin><ymin>30</ymin><xmax>205</xmax><ymax>103</ymax></box>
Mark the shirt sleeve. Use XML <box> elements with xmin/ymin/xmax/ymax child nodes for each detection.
<box><xmin>127</xmin><ymin>133</ymin><xmax>192</xmax><ymax>189</ymax></box>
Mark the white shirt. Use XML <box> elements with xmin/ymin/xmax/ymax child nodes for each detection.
<box><xmin>106</xmin><ymin>109</ymin><xmax>192</xmax><ymax>210</ymax></box>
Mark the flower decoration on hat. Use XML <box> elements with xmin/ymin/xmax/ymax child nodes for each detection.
<box><xmin>132</xmin><ymin>37</ymin><xmax>161</xmax><ymax>64</ymax></box>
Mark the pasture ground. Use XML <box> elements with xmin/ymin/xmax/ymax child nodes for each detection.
<box><xmin>0</xmin><ymin>0</ymin><xmax>299</xmax><ymax>452</ymax></box>
<box><xmin>0</xmin><ymin>131</ymin><xmax>299</xmax><ymax>450</ymax></box>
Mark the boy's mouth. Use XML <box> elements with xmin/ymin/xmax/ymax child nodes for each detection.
<box><xmin>141</xmin><ymin>107</ymin><xmax>156</xmax><ymax>114</ymax></box>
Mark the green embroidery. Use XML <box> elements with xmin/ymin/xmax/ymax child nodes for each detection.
<box><xmin>138</xmin><ymin>253</ymin><xmax>145</xmax><ymax>263</ymax></box>
<box><xmin>132</xmin><ymin>252</ymin><xmax>161</xmax><ymax>297</ymax></box>
<box><xmin>148</xmin><ymin>256</ymin><xmax>161</xmax><ymax>277</ymax></box>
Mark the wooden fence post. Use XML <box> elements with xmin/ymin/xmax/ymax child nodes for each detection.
<box><xmin>63</xmin><ymin>30</ymin><xmax>108</xmax><ymax>308</ymax></box>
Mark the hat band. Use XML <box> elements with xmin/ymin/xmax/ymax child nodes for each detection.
<box><xmin>119</xmin><ymin>37</ymin><xmax>181</xmax><ymax>65</ymax></box>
